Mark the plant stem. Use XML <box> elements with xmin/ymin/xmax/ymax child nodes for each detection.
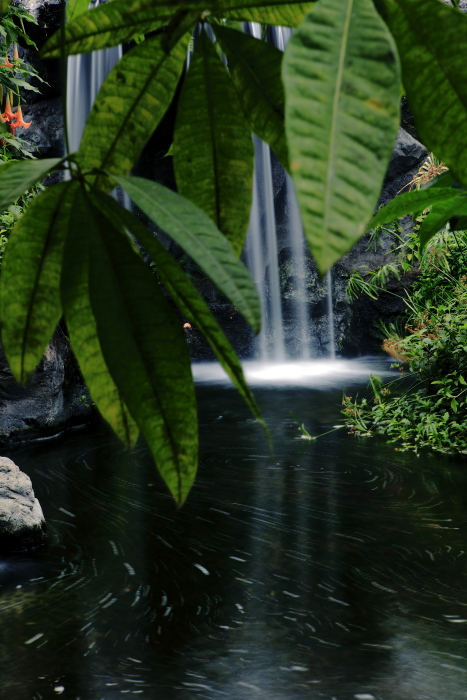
<box><xmin>60</xmin><ymin>0</ymin><xmax>70</xmax><ymax>160</ymax></box>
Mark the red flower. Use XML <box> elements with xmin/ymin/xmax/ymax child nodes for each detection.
<box><xmin>3</xmin><ymin>95</ymin><xmax>14</xmax><ymax>121</ymax></box>
<box><xmin>1</xmin><ymin>56</ymin><xmax>13</xmax><ymax>68</ymax></box>
<box><xmin>10</xmin><ymin>105</ymin><xmax>32</xmax><ymax>131</ymax></box>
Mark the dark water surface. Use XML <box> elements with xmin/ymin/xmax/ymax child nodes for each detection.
<box><xmin>2</xmin><ymin>360</ymin><xmax>467</xmax><ymax>700</ymax></box>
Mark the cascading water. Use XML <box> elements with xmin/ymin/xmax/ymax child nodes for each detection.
<box><xmin>244</xmin><ymin>23</ymin><xmax>336</xmax><ymax>362</ymax></box>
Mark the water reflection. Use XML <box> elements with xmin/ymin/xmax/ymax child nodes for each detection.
<box><xmin>1</xmin><ymin>373</ymin><xmax>467</xmax><ymax>699</ymax></box>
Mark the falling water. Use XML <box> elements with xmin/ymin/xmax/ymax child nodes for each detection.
<box><xmin>66</xmin><ymin>47</ymin><xmax>122</xmax><ymax>153</ymax></box>
<box><xmin>326</xmin><ymin>270</ymin><xmax>336</xmax><ymax>359</ymax></box>
<box><xmin>245</xmin><ymin>24</ymin><xmax>318</xmax><ymax>361</ymax></box>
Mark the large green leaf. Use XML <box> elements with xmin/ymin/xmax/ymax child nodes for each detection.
<box><xmin>0</xmin><ymin>182</ymin><xmax>74</xmax><ymax>383</ymax></box>
<box><xmin>93</xmin><ymin>190</ymin><xmax>265</xmax><ymax>430</ymax></box>
<box><xmin>61</xmin><ymin>187</ymin><xmax>139</xmax><ymax>449</ymax></box>
<box><xmin>115</xmin><ymin>175</ymin><xmax>261</xmax><ymax>333</ymax></box>
<box><xmin>217</xmin><ymin>0</ymin><xmax>315</xmax><ymax>27</ymax></box>
<box><xmin>283</xmin><ymin>0</ymin><xmax>400</xmax><ymax>276</ymax></box>
<box><xmin>173</xmin><ymin>29</ymin><xmax>254</xmax><ymax>256</ymax></box>
<box><xmin>42</xmin><ymin>0</ymin><xmax>172</xmax><ymax>57</ymax></box>
<box><xmin>67</xmin><ymin>0</ymin><xmax>90</xmax><ymax>23</ymax></box>
<box><xmin>376</xmin><ymin>0</ymin><xmax>467</xmax><ymax>190</ymax></box>
<box><xmin>213</xmin><ymin>24</ymin><xmax>289</xmax><ymax>172</ymax></box>
<box><xmin>418</xmin><ymin>197</ymin><xmax>467</xmax><ymax>253</ymax></box>
<box><xmin>83</xmin><ymin>191</ymin><xmax>197</xmax><ymax>505</ymax></box>
<box><xmin>0</xmin><ymin>158</ymin><xmax>62</xmax><ymax>212</ymax></box>
<box><xmin>77</xmin><ymin>33</ymin><xmax>188</xmax><ymax>191</ymax></box>
<box><xmin>369</xmin><ymin>188</ymin><xmax>464</xmax><ymax>228</ymax></box>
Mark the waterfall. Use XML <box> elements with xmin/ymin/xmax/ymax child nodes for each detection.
<box><xmin>245</xmin><ymin>23</ymin><xmax>337</xmax><ymax>361</ymax></box>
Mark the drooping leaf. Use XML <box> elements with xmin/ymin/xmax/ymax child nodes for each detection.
<box><xmin>61</xmin><ymin>187</ymin><xmax>139</xmax><ymax>449</ymax></box>
<box><xmin>217</xmin><ymin>0</ymin><xmax>315</xmax><ymax>27</ymax></box>
<box><xmin>84</xmin><ymin>191</ymin><xmax>197</xmax><ymax>505</ymax></box>
<box><xmin>93</xmin><ymin>190</ymin><xmax>265</xmax><ymax>432</ymax></box>
<box><xmin>283</xmin><ymin>0</ymin><xmax>400</xmax><ymax>276</ymax></box>
<box><xmin>42</xmin><ymin>0</ymin><xmax>172</xmax><ymax>57</ymax></box>
<box><xmin>376</xmin><ymin>0</ymin><xmax>467</xmax><ymax>190</ymax></box>
<box><xmin>369</xmin><ymin>188</ymin><xmax>464</xmax><ymax>229</ymax></box>
<box><xmin>0</xmin><ymin>182</ymin><xmax>75</xmax><ymax>383</ymax></box>
<box><xmin>67</xmin><ymin>0</ymin><xmax>90</xmax><ymax>23</ymax></box>
<box><xmin>115</xmin><ymin>174</ymin><xmax>261</xmax><ymax>333</ymax></box>
<box><xmin>173</xmin><ymin>29</ymin><xmax>254</xmax><ymax>256</ymax></box>
<box><xmin>0</xmin><ymin>158</ymin><xmax>62</xmax><ymax>212</ymax></box>
<box><xmin>77</xmin><ymin>33</ymin><xmax>188</xmax><ymax>191</ymax></box>
<box><xmin>213</xmin><ymin>24</ymin><xmax>289</xmax><ymax>172</ymax></box>
<box><xmin>419</xmin><ymin>197</ymin><xmax>467</xmax><ymax>253</ymax></box>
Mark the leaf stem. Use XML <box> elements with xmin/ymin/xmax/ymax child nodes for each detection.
<box><xmin>60</xmin><ymin>0</ymin><xmax>70</xmax><ymax>160</ymax></box>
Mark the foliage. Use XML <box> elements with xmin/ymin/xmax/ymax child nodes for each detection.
<box><xmin>343</xmin><ymin>228</ymin><xmax>467</xmax><ymax>454</ymax></box>
<box><xmin>2</xmin><ymin>0</ymin><xmax>467</xmax><ymax>501</ymax></box>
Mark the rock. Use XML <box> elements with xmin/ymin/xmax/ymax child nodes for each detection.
<box><xmin>379</xmin><ymin>128</ymin><xmax>429</xmax><ymax>206</ymax></box>
<box><xmin>0</xmin><ymin>328</ymin><xmax>93</xmax><ymax>445</ymax></box>
<box><xmin>0</xmin><ymin>456</ymin><xmax>46</xmax><ymax>553</ymax></box>
<box><xmin>22</xmin><ymin>96</ymin><xmax>63</xmax><ymax>159</ymax></box>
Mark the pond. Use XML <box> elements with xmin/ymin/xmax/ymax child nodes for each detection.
<box><xmin>1</xmin><ymin>358</ymin><xmax>467</xmax><ymax>700</ymax></box>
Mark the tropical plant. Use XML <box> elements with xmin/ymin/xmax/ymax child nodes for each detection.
<box><xmin>0</xmin><ymin>3</ymin><xmax>43</xmax><ymax>149</ymax></box>
<box><xmin>343</xmin><ymin>227</ymin><xmax>467</xmax><ymax>454</ymax></box>
<box><xmin>1</xmin><ymin>0</ymin><xmax>467</xmax><ymax>502</ymax></box>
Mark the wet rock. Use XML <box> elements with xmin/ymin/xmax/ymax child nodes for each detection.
<box><xmin>0</xmin><ymin>456</ymin><xmax>46</xmax><ymax>553</ymax></box>
<box><xmin>0</xmin><ymin>329</ymin><xmax>93</xmax><ymax>445</ymax></box>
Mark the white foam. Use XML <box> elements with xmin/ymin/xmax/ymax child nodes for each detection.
<box><xmin>192</xmin><ymin>358</ymin><xmax>395</xmax><ymax>388</ymax></box>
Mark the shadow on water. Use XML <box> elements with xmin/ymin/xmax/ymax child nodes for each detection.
<box><xmin>1</xmin><ymin>358</ymin><xmax>467</xmax><ymax>699</ymax></box>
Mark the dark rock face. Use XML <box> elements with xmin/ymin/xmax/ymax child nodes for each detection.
<box><xmin>23</xmin><ymin>96</ymin><xmax>63</xmax><ymax>159</ymax></box>
<box><xmin>0</xmin><ymin>456</ymin><xmax>46</xmax><ymax>553</ymax></box>
<box><xmin>0</xmin><ymin>330</ymin><xmax>93</xmax><ymax>445</ymax></box>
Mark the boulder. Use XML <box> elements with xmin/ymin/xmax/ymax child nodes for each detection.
<box><xmin>0</xmin><ymin>456</ymin><xmax>46</xmax><ymax>553</ymax></box>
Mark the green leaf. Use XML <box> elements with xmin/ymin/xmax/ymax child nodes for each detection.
<box><xmin>451</xmin><ymin>398</ymin><xmax>458</xmax><ymax>413</ymax></box>
<box><xmin>115</xmin><ymin>174</ymin><xmax>261</xmax><ymax>333</ymax></box>
<box><xmin>0</xmin><ymin>182</ymin><xmax>74</xmax><ymax>383</ymax></box>
<box><xmin>61</xmin><ymin>187</ymin><xmax>139</xmax><ymax>450</ymax></box>
<box><xmin>213</xmin><ymin>23</ymin><xmax>289</xmax><ymax>172</ymax></box>
<box><xmin>0</xmin><ymin>0</ymin><xmax>10</xmax><ymax>17</ymax></box>
<box><xmin>93</xmin><ymin>190</ymin><xmax>266</xmax><ymax>432</ymax></box>
<box><xmin>67</xmin><ymin>0</ymin><xmax>90</xmax><ymax>23</ymax></box>
<box><xmin>0</xmin><ymin>158</ymin><xmax>62</xmax><ymax>212</ymax></box>
<box><xmin>283</xmin><ymin>0</ymin><xmax>400</xmax><ymax>276</ymax></box>
<box><xmin>77</xmin><ymin>33</ymin><xmax>188</xmax><ymax>191</ymax></box>
<box><xmin>42</xmin><ymin>0</ymin><xmax>173</xmax><ymax>57</ymax></box>
<box><xmin>85</xmin><ymin>192</ymin><xmax>198</xmax><ymax>505</ymax></box>
<box><xmin>419</xmin><ymin>196</ymin><xmax>467</xmax><ymax>253</ymax></box>
<box><xmin>377</xmin><ymin>0</ymin><xmax>467</xmax><ymax>190</ymax></box>
<box><xmin>369</xmin><ymin>188</ymin><xmax>464</xmax><ymax>229</ymax></box>
<box><xmin>161</xmin><ymin>7</ymin><xmax>200</xmax><ymax>53</ymax></box>
<box><xmin>173</xmin><ymin>29</ymin><xmax>254</xmax><ymax>256</ymax></box>
<box><xmin>218</xmin><ymin>0</ymin><xmax>315</xmax><ymax>27</ymax></box>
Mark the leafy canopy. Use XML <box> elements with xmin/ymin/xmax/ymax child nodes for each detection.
<box><xmin>1</xmin><ymin>0</ymin><xmax>466</xmax><ymax>502</ymax></box>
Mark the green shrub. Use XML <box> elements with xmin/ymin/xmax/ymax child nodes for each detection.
<box><xmin>343</xmin><ymin>229</ymin><xmax>467</xmax><ymax>454</ymax></box>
